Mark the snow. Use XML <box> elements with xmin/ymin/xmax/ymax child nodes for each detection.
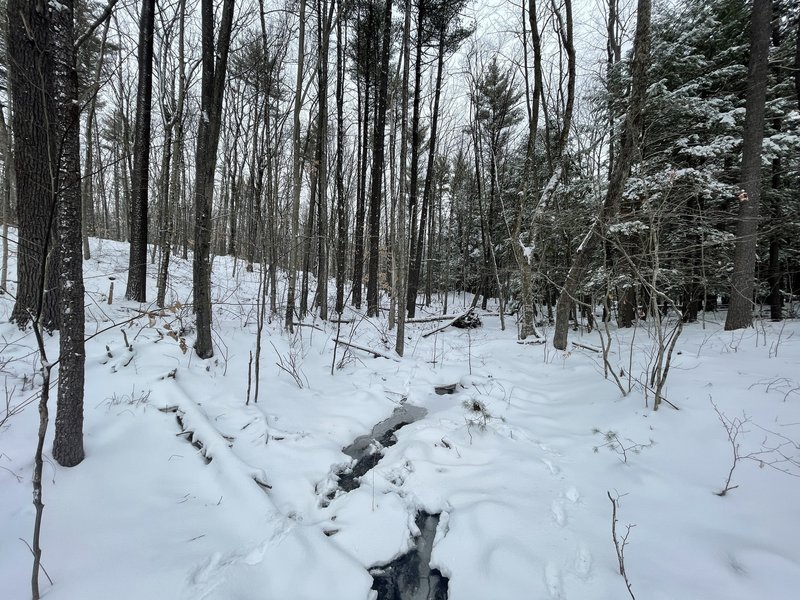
<box><xmin>2</xmin><ymin>231</ymin><xmax>800</xmax><ymax>599</ymax></box>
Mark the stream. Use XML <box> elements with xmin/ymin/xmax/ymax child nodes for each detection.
<box><xmin>330</xmin><ymin>404</ymin><xmax>428</xmax><ymax>495</ymax></box>
<box><xmin>370</xmin><ymin>511</ymin><xmax>449</xmax><ymax>600</ymax></box>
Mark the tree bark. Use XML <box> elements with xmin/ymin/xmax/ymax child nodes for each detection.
<box><xmin>157</xmin><ymin>0</ymin><xmax>187</xmax><ymax>308</ymax></box>
<box><xmin>795</xmin><ymin>10</ymin><xmax>800</xmax><ymax>105</ymax></box>
<box><xmin>0</xmin><ymin>102</ymin><xmax>15</xmax><ymax>293</ymax></box>
<box><xmin>81</xmin><ymin>17</ymin><xmax>110</xmax><ymax>260</ymax></box>
<box><xmin>366</xmin><ymin>0</ymin><xmax>393</xmax><ymax>317</ymax></box>
<box><xmin>193</xmin><ymin>0</ymin><xmax>235</xmax><ymax>357</ymax></box>
<box><xmin>724</xmin><ymin>0</ymin><xmax>772</xmax><ymax>330</ymax></box>
<box><xmin>314</xmin><ymin>0</ymin><xmax>332</xmax><ymax>320</ymax></box>
<box><xmin>50</xmin><ymin>0</ymin><xmax>86</xmax><ymax>468</ymax></box>
<box><xmin>125</xmin><ymin>0</ymin><xmax>156</xmax><ymax>302</ymax></box>
<box><xmin>335</xmin><ymin>0</ymin><xmax>347</xmax><ymax>315</ymax></box>
<box><xmin>395</xmin><ymin>0</ymin><xmax>412</xmax><ymax>354</ymax></box>
<box><xmin>768</xmin><ymin>8</ymin><xmax>783</xmax><ymax>322</ymax></box>
<box><xmin>352</xmin><ymin>6</ymin><xmax>372</xmax><ymax>310</ymax></box>
<box><xmin>408</xmin><ymin>24</ymin><xmax>446</xmax><ymax>319</ymax></box>
<box><xmin>286</xmin><ymin>0</ymin><xmax>307</xmax><ymax>330</ymax></box>
<box><xmin>8</xmin><ymin>0</ymin><xmax>59</xmax><ymax>330</ymax></box>
<box><xmin>405</xmin><ymin>2</ymin><xmax>426</xmax><ymax>318</ymax></box>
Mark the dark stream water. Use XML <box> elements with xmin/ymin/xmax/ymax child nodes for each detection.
<box><xmin>370</xmin><ymin>511</ymin><xmax>449</xmax><ymax>600</ymax></box>
<box><xmin>326</xmin><ymin>405</ymin><xmax>449</xmax><ymax>598</ymax></box>
<box><xmin>332</xmin><ymin>404</ymin><xmax>428</xmax><ymax>494</ymax></box>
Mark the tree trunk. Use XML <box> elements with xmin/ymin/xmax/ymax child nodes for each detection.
<box><xmin>314</xmin><ymin>0</ymin><xmax>332</xmax><ymax>320</ymax></box>
<box><xmin>0</xmin><ymin>102</ymin><xmax>15</xmax><ymax>292</ymax></box>
<box><xmin>81</xmin><ymin>17</ymin><xmax>110</xmax><ymax>260</ymax></box>
<box><xmin>795</xmin><ymin>10</ymin><xmax>800</xmax><ymax>105</ymax></box>
<box><xmin>405</xmin><ymin>3</ymin><xmax>426</xmax><ymax>318</ymax></box>
<box><xmin>395</xmin><ymin>0</ymin><xmax>412</xmax><ymax>354</ymax></box>
<box><xmin>767</xmin><ymin>7</ymin><xmax>783</xmax><ymax>322</ymax></box>
<box><xmin>157</xmin><ymin>0</ymin><xmax>187</xmax><ymax>308</ymax></box>
<box><xmin>125</xmin><ymin>0</ymin><xmax>156</xmax><ymax>302</ymax></box>
<box><xmin>510</xmin><ymin>0</ymin><xmax>544</xmax><ymax>340</ymax></box>
<box><xmin>51</xmin><ymin>0</ymin><xmax>86</xmax><ymax>468</ymax></box>
<box><xmin>366</xmin><ymin>0</ymin><xmax>393</xmax><ymax>317</ymax></box>
<box><xmin>553</xmin><ymin>0</ymin><xmax>651</xmax><ymax>350</ymax></box>
<box><xmin>300</xmin><ymin>142</ymin><xmax>318</xmax><ymax>318</ymax></box>
<box><xmin>193</xmin><ymin>0</ymin><xmax>235</xmax><ymax>357</ymax></box>
<box><xmin>335</xmin><ymin>0</ymin><xmax>347</xmax><ymax>315</ymax></box>
<box><xmin>725</xmin><ymin>0</ymin><xmax>771</xmax><ymax>331</ymax></box>
<box><xmin>286</xmin><ymin>0</ymin><xmax>307</xmax><ymax>330</ymax></box>
<box><xmin>352</xmin><ymin>19</ymin><xmax>371</xmax><ymax>310</ymax></box>
<box><xmin>409</xmin><ymin>24</ymin><xmax>446</xmax><ymax>318</ymax></box>
<box><xmin>8</xmin><ymin>0</ymin><xmax>58</xmax><ymax>330</ymax></box>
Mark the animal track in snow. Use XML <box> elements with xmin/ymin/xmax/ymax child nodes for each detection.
<box><xmin>541</xmin><ymin>458</ymin><xmax>560</xmax><ymax>475</ymax></box>
<box><xmin>544</xmin><ymin>561</ymin><xmax>564</xmax><ymax>599</ymax></box>
<box><xmin>551</xmin><ymin>499</ymin><xmax>567</xmax><ymax>527</ymax></box>
<box><xmin>565</xmin><ymin>486</ymin><xmax>580</xmax><ymax>503</ymax></box>
<box><xmin>574</xmin><ymin>544</ymin><xmax>592</xmax><ymax>579</ymax></box>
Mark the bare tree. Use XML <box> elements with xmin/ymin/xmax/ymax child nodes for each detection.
<box><xmin>193</xmin><ymin>0</ymin><xmax>236</xmax><ymax>358</ymax></box>
<box><xmin>366</xmin><ymin>0</ymin><xmax>393</xmax><ymax>317</ymax></box>
<box><xmin>334</xmin><ymin>0</ymin><xmax>348</xmax><ymax>315</ymax></box>
<box><xmin>553</xmin><ymin>0</ymin><xmax>652</xmax><ymax>350</ymax></box>
<box><xmin>395</xmin><ymin>0</ymin><xmax>412</xmax><ymax>354</ymax></box>
<box><xmin>313</xmin><ymin>0</ymin><xmax>334</xmax><ymax>320</ymax></box>
<box><xmin>286</xmin><ymin>0</ymin><xmax>307</xmax><ymax>331</ymax></box>
<box><xmin>80</xmin><ymin>16</ymin><xmax>111</xmax><ymax>261</ymax></box>
<box><xmin>156</xmin><ymin>0</ymin><xmax>188</xmax><ymax>308</ymax></box>
<box><xmin>125</xmin><ymin>0</ymin><xmax>156</xmax><ymax>302</ymax></box>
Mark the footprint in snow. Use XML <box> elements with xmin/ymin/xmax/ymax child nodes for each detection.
<box><xmin>565</xmin><ymin>486</ymin><xmax>580</xmax><ymax>503</ymax></box>
<box><xmin>189</xmin><ymin>552</ymin><xmax>223</xmax><ymax>586</ymax></box>
<box><xmin>551</xmin><ymin>499</ymin><xmax>567</xmax><ymax>527</ymax></box>
<box><xmin>574</xmin><ymin>544</ymin><xmax>592</xmax><ymax>579</ymax></box>
<box><xmin>541</xmin><ymin>458</ymin><xmax>560</xmax><ymax>475</ymax></box>
<box><xmin>544</xmin><ymin>561</ymin><xmax>564</xmax><ymax>599</ymax></box>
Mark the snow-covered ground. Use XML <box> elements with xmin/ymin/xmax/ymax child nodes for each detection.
<box><xmin>1</xmin><ymin>235</ymin><xmax>799</xmax><ymax>599</ymax></box>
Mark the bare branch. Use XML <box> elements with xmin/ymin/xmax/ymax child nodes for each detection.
<box><xmin>74</xmin><ymin>0</ymin><xmax>120</xmax><ymax>51</ymax></box>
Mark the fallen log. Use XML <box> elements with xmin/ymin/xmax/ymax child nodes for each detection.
<box><xmin>407</xmin><ymin>313</ymin><xmax>464</xmax><ymax>324</ymax></box>
<box><xmin>334</xmin><ymin>338</ymin><xmax>400</xmax><ymax>361</ymax></box>
<box><xmin>571</xmin><ymin>341</ymin><xmax>602</xmax><ymax>353</ymax></box>
<box><xmin>421</xmin><ymin>309</ymin><xmax>478</xmax><ymax>338</ymax></box>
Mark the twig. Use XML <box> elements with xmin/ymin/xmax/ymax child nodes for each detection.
<box><xmin>19</xmin><ymin>538</ymin><xmax>53</xmax><ymax>585</ymax></box>
<box><xmin>631</xmin><ymin>376</ymin><xmax>680</xmax><ymax>410</ymax></box>
<box><xmin>607</xmin><ymin>492</ymin><xmax>636</xmax><ymax>600</ymax></box>
<box><xmin>711</xmin><ymin>397</ymin><xmax>746</xmax><ymax>496</ymax></box>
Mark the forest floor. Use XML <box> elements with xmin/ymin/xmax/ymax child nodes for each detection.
<box><xmin>1</xmin><ymin>234</ymin><xmax>800</xmax><ymax>599</ymax></box>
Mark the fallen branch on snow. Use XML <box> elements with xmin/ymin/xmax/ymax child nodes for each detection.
<box><xmin>572</xmin><ymin>340</ymin><xmax>602</xmax><ymax>353</ymax></box>
<box><xmin>334</xmin><ymin>338</ymin><xmax>400</xmax><ymax>361</ymax></box>
<box><xmin>421</xmin><ymin>309</ymin><xmax>477</xmax><ymax>338</ymax></box>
